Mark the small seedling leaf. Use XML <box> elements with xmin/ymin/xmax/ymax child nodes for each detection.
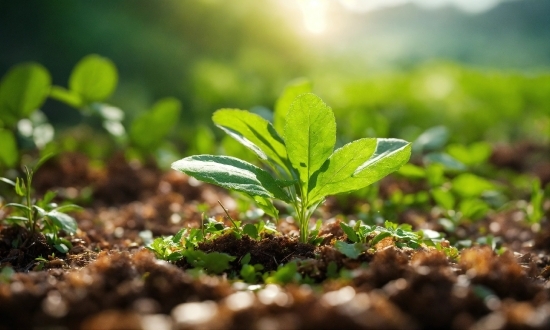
<box><xmin>46</xmin><ymin>210</ymin><xmax>78</xmax><ymax>234</ymax></box>
<box><xmin>243</xmin><ymin>223</ymin><xmax>259</xmax><ymax>239</ymax></box>
<box><xmin>172</xmin><ymin>155</ymin><xmax>291</xmax><ymax>202</ymax></box>
<box><xmin>334</xmin><ymin>241</ymin><xmax>364</xmax><ymax>259</ymax></box>
<box><xmin>241</xmin><ymin>252</ymin><xmax>252</xmax><ymax>265</ymax></box>
<box><xmin>340</xmin><ymin>222</ymin><xmax>359</xmax><ymax>243</ymax></box>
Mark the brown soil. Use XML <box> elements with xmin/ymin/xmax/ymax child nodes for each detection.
<box><xmin>0</xmin><ymin>151</ymin><xmax>549</xmax><ymax>329</ymax></box>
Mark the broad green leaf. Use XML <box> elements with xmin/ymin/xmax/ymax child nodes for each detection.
<box><xmin>0</xmin><ymin>63</ymin><xmax>51</xmax><ymax>124</ymax></box>
<box><xmin>171</xmin><ymin>155</ymin><xmax>291</xmax><ymax>202</ymax></box>
<box><xmin>46</xmin><ymin>210</ymin><xmax>78</xmax><ymax>234</ymax></box>
<box><xmin>213</xmin><ymin>109</ymin><xmax>289</xmax><ymax>172</ymax></box>
<box><xmin>69</xmin><ymin>54</ymin><xmax>118</xmax><ymax>103</ymax></box>
<box><xmin>334</xmin><ymin>241</ymin><xmax>364</xmax><ymax>259</ymax></box>
<box><xmin>49</xmin><ymin>86</ymin><xmax>83</xmax><ymax>108</ymax></box>
<box><xmin>308</xmin><ymin>138</ymin><xmax>377</xmax><ymax>202</ymax></box>
<box><xmin>285</xmin><ymin>93</ymin><xmax>335</xmax><ymax>195</ymax></box>
<box><xmin>351</xmin><ymin>139</ymin><xmax>411</xmax><ymax>187</ymax></box>
<box><xmin>130</xmin><ymin>97</ymin><xmax>181</xmax><ymax>150</ymax></box>
<box><xmin>0</xmin><ymin>129</ymin><xmax>18</xmax><ymax>167</ymax></box>
<box><xmin>273</xmin><ymin>78</ymin><xmax>312</xmax><ymax>135</ymax></box>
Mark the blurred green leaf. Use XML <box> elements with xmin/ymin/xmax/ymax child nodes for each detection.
<box><xmin>446</xmin><ymin>142</ymin><xmax>492</xmax><ymax>166</ymax></box>
<box><xmin>69</xmin><ymin>54</ymin><xmax>118</xmax><ymax>104</ymax></box>
<box><xmin>413</xmin><ymin>126</ymin><xmax>449</xmax><ymax>154</ymax></box>
<box><xmin>0</xmin><ymin>129</ymin><xmax>18</xmax><ymax>167</ymax></box>
<box><xmin>452</xmin><ymin>173</ymin><xmax>495</xmax><ymax>198</ymax></box>
<box><xmin>0</xmin><ymin>63</ymin><xmax>51</xmax><ymax>125</ymax></box>
<box><xmin>46</xmin><ymin>210</ymin><xmax>78</xmax><ymax>234</ymax></box>
<box><xmin>431</xmin><ymin>187</ymin><xmax>455</xmax><ymax>210</ymax></box>
<box><xmin>49</xmin><ymin>86</ymin><xmax>83</xmax><ymax>108</ymax></box>
<box><xmin>130</xmin><ymin>97</ymin><xmax>181</xmax><ymax>150</ymax></box>
<box><xmin>424</xmin><ymin>152</ymin><xmax>466</xmax><ymax>171</ymax></box>
<box><xmin>334</xmin><ymin>241</ymin><xmax>364</xmax><ymax>259</ymax></box>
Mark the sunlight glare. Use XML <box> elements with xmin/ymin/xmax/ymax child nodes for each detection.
<box><xmin>298</xmin><ymin>0</ymin><xmax>329</xmax><ymax>34</ymax></box>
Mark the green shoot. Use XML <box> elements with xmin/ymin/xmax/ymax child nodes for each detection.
<box><xmin>171</xmin><ymin>93</ymin><xmax>411</xmax><ymax>242</ymax></box>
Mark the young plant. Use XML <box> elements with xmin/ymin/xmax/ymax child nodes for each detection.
<box><xmin>172</xmin><ymin>93</ymin><xmax>411</xmax><ymax>243</ymax></box>
<box><xmin>0</xmin><ymin>155</ymin><xmax>80</xmax><ymax>253</ymax></box>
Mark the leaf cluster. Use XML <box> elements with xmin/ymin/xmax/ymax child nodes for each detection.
<box><xmin>1</xmin><ymin>155</ymin><xmax>80</xmax><ymax>253</ymax></box>
<box><xmin>172</xmin><ymin>90</ymin><xmax>411</xmax><ymax>242</ymax></box>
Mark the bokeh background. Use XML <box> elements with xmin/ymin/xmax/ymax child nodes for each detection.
<box><xmin>1</xmin><ymin>0</ymin><xmax>550</xmax><ymax>157</ymax></box>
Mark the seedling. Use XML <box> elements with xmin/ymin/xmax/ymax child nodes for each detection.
<box><xmin>0</xmin><ymin>155</ymin><xmax>80</xmax><ymax>253</ymax></box>
<box><xmin>172</xmin><ymin>93</ymin><xmax>411</xmax><ymax>242</ymax></box>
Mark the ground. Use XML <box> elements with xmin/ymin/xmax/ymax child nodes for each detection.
<box><xmin>0</xmin><ymin>148</ymin><xmax>549</xmax><ymax>330</ymax></box>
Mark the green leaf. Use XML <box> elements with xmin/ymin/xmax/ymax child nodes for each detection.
<box><xmin>54</xmin><ymin>243</ymin><xmax>69</xmax><ymax>254</ymax></box>
<box><xmin>4</xmin><ymin>203</ymin><xmax>31</xmax><ymax>213</ymax></box>
<box><xmin>0</xmin><ymin>63</ymin><xmax>51</xmax><ymax>124</ymax></box>
<box><xmin>311</xmin><ymin>139</ymin><xmax>410</xmax><ymax>203</ymax></box>
<box><xmin>446</xmin><ymin>142</ymin><xmax>492</xmax><ymax>166</ymax></box>
<box><xmin>0</xmin><ymin>177</ymin><xmax>16</xmax><ymax>187</ymax></box>
<box><xmin>130</xmin><ymin>97</ymin><xmax>181</xmax><ymax>150</ymax></box>
<box><xmin>53</xmin><ymin>204</ymin><xmax>82</xmax><ymax>213</ymax></box>
<box><xmin>424</xmin><ymin>153</ymin><xmax>466</xmax><ymax>171</ymax></box>
<box><xmin>0</xmin><ymin>129</ymin><xmax>18</xmax><ymax>167</ymax></box>
<box><xmin>340</xmin><ymin>222</ymin><xmax>359</xmax><ymax>243</ymax></box>
<box><xmin>68</xmin><ymin>54</ymin><xmax>118</xmax><ymax>104</ymax></box>
<box><xmin>46</xmin><ymin>210</ymin><xmax>78</xmax><ymax>234</ymax></box>
<box><xmin>285</xmin><ymin>93</ymin><xmax>335</xmax><ymax>195</ymax></box>
<box><xmin>241</xmin><ymin>252</ymin><xmax>252</xmax><ymax>265</ymax></box>
<box><xmin>49</xmin><ymin>86</ymin><xmax>83</xmax><ymax>108</ymax></box>
<box><xmin>213</xmin><ymin>109</ymin><xmax>289</xmax><ymax>173</ymax></box>
<box><xmin>273</xmin><ymin>78</ymin><xmax>312</xmax><ymax>135</ymax></box>
<box><xmin>413</xmin><ymin>126</ymin><xmax>449</xmax><ymax>154</ymax></box>
<box><xmin>243</xmin><ymin>223</ymin><xmax>259</xmax><ymax>239</ymax></box>
<box><xmin>308</xmin><ymin>138</ymin><xmax>377</xmax><ymax>202</ymax></box>
<box><xmin>451</xmin><ymin>173</ymin><xmax>495</xmax><ymax>198</ymax></box>
<box><xmin>334</xmin><ymin>241</ymin><xmax>364</xmax><ymax>259</ymax></box>
<box><xmin>171</xmin><ymin>155</ymin><xmax>291</xmax><ymax>202</ymax></box>
<box><xmin>253</xmin><ymin>196</ymin><xmax>279</xmax><ymax>220</ymax></box>
<box><xmin>431</xmin><ymin>187</ymin><xmax>456</xmax><ymax>210</ymax></box>
<box><xmin>185</xmin><ymin>250</ymin><xmax>236</xmax><ymax>274</ymax></box>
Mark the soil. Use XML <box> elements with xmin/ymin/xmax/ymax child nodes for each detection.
<box><xmin>0</xmin><ymin>147</ymin><xmax>550</xmax><ymax>330</ymax></box>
